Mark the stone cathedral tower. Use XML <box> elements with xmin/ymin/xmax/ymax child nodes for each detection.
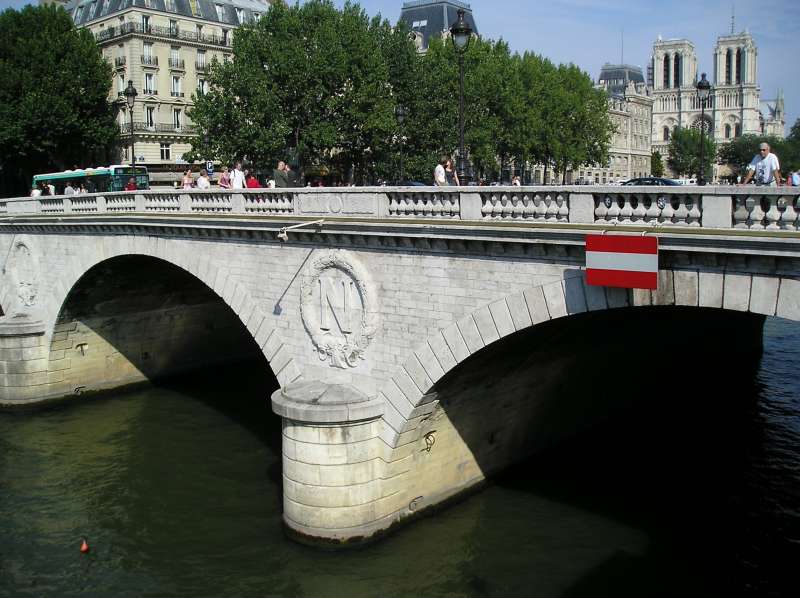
<box><xmin>712</xmin><ymin>33</ymin><xmax>761</xmax><ymax>141</ymax></box>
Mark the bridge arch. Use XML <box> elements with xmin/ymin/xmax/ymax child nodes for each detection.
<box><xmin>378</xmin><ymin>269</ymin><xmax>800</xmax><ymax>446</ymax></box>
<box><xmin>39</xmin><ymin>237</ymin><xmax>299</xmax><ymax>386</ymax></box>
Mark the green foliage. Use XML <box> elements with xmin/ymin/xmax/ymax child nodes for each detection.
<box><xmin>667</xmin><ymin>127</ymin><xmax>716</xmax><ymax>180</ymax></box>
<box><xmin>651</xmin><ymin>151</ymin><xmax>664</xmax><ymax>177</ymax></box>
<box><xmin>0</xmin><ymin>4</ymin><xmax>118</xmax><ymax>196</ymax></box>
<box><xmin>188</xmin><ymin>0</ymin><xmax>615</xmax><ymax>184</ymax></box>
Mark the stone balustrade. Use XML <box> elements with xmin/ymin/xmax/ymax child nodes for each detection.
<box><xmin>2</xmin><ymin>187</ymin><xmax>799</xmax><ymax>231</ymax></box>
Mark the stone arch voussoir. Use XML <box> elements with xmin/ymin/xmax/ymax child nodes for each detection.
<box><xmin>45</xmin><ymin>235</ymin><xmax>301</xmax><ymax>387</ymax></box>
<box><xmin>377</xmin><ymin>268</ymin><xmax>800</xmax><ymax>448</ymax></box>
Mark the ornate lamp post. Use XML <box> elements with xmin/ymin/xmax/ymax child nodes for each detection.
<box><xmin>450</xmin><ymin>9</ymin><xmax>472</xmax><ymax>184</ymax></box>
<box><xmin>395</xmin><ymin>105</ymin><xmax>406</xmax><ymax>184</ymax></box>
<box><xmin>696</xmin><ymin>72</ymin><xmax>713</xmax><ymax>186</ymax></box>
<box><xmin>123</xmin><ymin>80</ymin><xmax>138</xmax><ymax>172</ymax></box>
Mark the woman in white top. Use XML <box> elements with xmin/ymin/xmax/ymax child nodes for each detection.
<box><xmin>196</xmin><ymin>169</ymin><xmax>211</xmax><ymax>189</ymax></box>
<box><xmin>30</xmin><ymin>186</ymin><xmax>42</xmax><ymax>197</ymax></box>
<box><xmin>182</xmin><ymin>169</ymin><xmax>194</xmax><ymax>189</ymax></box>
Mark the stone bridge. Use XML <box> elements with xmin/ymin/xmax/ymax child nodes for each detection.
<box><xmin>1</xmin><ymin>185</ymin><xmax>799</xmax><ymax>543</ymax></box>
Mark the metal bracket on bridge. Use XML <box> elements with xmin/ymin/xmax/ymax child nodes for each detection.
<box><xmin>277</xmin><ymin>219</ymin><xmax>325</xmax><ymax>242</ymax></box>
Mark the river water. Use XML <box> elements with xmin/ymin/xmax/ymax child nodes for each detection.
<box><xmin>1</xmin><ymin>317</ymin><xmax>798</xmax><ymax>597</ymax></box>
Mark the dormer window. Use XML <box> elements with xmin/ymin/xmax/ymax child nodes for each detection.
<box><xmin>215</xmin><ymin>4</ymin><xmax>225</xmax><ymax>21</ymax></box>
<box><xmin>235</xmin><ymin>8</ymin><xmax>244</xmax><ymax>23</ymax></box>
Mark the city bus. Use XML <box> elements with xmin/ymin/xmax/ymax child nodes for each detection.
<box><xmin>32</xmin><ymin>165</ymin><xmax>150</xmax><ymax>194</ymax></box>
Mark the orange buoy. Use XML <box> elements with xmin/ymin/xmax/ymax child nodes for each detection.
<box><xmin>80</xmin><ymin>538</ymin><xmax>90</xmax><ymax>554</ymax></box>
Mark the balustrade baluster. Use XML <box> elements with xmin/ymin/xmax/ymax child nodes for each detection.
<box><xmin>686</xmin><ymin>196</ymin><xmax>701</xmax><ymax>227</ymax></box>
<box><xmin>748</xmin><ymin>197</ymin><xmax>766</xmax><ymax>230</ymax></box>
<box><xmin>522</xmin><ymin>195</ymin><xmax>534</xmax><ymax>219</ymax></box>
<box><xmin>606</xmin><ymin>196</ymin><xmax>621</xmax><ymax>223</ymax></box>
<box><xmin>672</xmin><ymin>196</ymin><xmax>690</xmax><ymax>226</ymax></box>
<box><xmin>556</xmin><ymin>194</ymin><xmax>569</xmax><ymax>222</ymax></box>
<box><xmin>594</xmin><ymin>196</ymin><xmax>609</xmax><ymax>222</ymax></box>
<box><xmin>780</xmin><ymin>197</ymin><xmax>799</xmax><ymax>230</ymax></box>
<box><xmin>732</xmin><ymin>197</ymin><xmax>750</xmax><ymax>228</ymax></box>
<box><xmin>764</xmin><ymin>196</ymin><xmax>782</xmax><ymax>230</ymax></box>
<box><xmin>619</xmin><ymin>195</ymin><xmax>634</xmax><ymax>224</ymax></box>
<box><xmin>544</xmin><ymin>194</ymin><xmax>559</xmax><ymax>221</ymax></box>
<box><xmin>659</xmin><ymin>198</ymin><xmax>674</xmax><ymax>224</ymax></box>
<box><xmin>631</xmin><ymin>195</ymin><xmax>647</xmax><ymax>223</ymax></box>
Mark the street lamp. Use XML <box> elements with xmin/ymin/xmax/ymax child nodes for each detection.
<box><xmin>395</xmin><ymin>105</ymin><xmax>406</xmax><ymax>184</ymax></box>
<box><xmin>123</xmin><ymin>80</ymin><xmax>138</xmax><ymax>173</ymax></box>
<box><xmin>450</xmin><ymin>8</ymin><xmax>472</xmax><ymax>184</ymax></box>
<box><xmin>696</xmin><ymin>72</ymin><xmax>712</xmax><ymax>186</ymax></box>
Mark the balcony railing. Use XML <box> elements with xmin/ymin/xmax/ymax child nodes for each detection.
<box><xmin>95</xmin><ymin>22</ymin><xmax>231</xmax><ymax>48</ymax></box>
<box><xmin>170</xmin><ymin>91</ymin><xmax>184</xmax><ymax>97</ymax></box>
<box><xmin>195</xmin><ymin>61</ymin><xmax>208</xmax><ymax>72</ymax></box>
<box><xmin>114</xmin><ymin>56</ymin><xmax>126</xmax><ymax>67</ymax></box>
<box><xmin>119</xmin><ymin>122</ymin><xmax>197</xmax><ymax>134</ymax></box>
<box><xmin>141</xmin><ymin>55</ymin><xmax>158</xmax><ymax>66</ymax></box>
<box><xmin>169</xmin><ymin>58</ymin><xmax>185</xmax><ymax>69</ymax></box>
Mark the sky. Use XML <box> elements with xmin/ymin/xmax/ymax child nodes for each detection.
<box><xmin>2</xmin><ymin>0</ymin><xmax>797</xmax><ymax>130</ymax></box>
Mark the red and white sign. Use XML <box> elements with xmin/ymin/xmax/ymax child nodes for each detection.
<box><xmin>585</xmin><ymin>235</ymin><xmax>659</xmax><ymax>290</ymax></box>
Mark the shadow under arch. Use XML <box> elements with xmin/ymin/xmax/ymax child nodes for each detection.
<box><xmin>378</xmin><ymin>269</ymin><xmax>799</xmax><ymax>447</ymax></box>
<box><xmin>45</xmin><ymin>254</ymin><xmax>282</xmax><ymax>400</ymax></box>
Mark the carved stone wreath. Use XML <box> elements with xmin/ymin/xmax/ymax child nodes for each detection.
<box><xmin>300</xmin><ymin>250</ymin><xmax>379</xmax><ymax>369</ymax></box>
<box><xmin>2</xmin><ymin>236</ymin><xmax>40</xmax><ymax>317</ymax></box>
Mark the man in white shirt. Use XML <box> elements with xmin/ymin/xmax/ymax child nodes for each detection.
<box><xmin>741</xmin><ymin>142</ymin><xmax>782</xmax><ymax>187</ymax></box>
<box><xmin>196</xmin><ymin>169</ymin><xmax>211</xmax><ymax>189</ymax></box>
<box><xmin>433</xmin><ymin>155</ymin><xmax>447</xmax><ymax>186</ymax></box>
<box><xmin>230</xmin><ymin>161</ymin><xmax>246</xmax><ymax>189</ymax></box>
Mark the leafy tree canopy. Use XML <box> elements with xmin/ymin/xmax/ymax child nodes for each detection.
<box><xmin>0</xmin><ymin>4</ymin><xmax>118</xmax><ymax>196</ymax></box>
<box><xmin>667</xmin><ymin>127</ymin><xmax>715</xmax><ymax>180</ymax></box>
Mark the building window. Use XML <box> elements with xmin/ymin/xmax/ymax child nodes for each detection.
<box><xmin>662</xmin><ymin>55</ymin><xmax>670</xmax><ymax>88</ymax></box>
<box><xmin>143</xmin><ymin>42</ymin><xmax>153</xmax><ymax>59</ymax></box>
<box><xmin>663</xmin><ymin>126</ymin><xmax>670</xmax><ymax>141</ymax></box>
<box><xmin>141</xmin><ymin>15</ymin><xmax>149</xmax><ymax>31</ymax></box>
<box><xmin>725</xmin><ymin>124</ymin><xmax>731</xmax><ymax>139</ymax></box>
<box><xmin>216</xmin><ymin>4</ymin><xmax>225</xmax><ymax>21</ymax></box>
<box><xmin>74</xmin><ymin>5</ymin><xmax>84</xmax><ymax>21</ymax></box>
<box><xmin>118</xmin><ymin>74</ymin><xmax>125</xmax><ymax>93</ymax></box>
<box><xmin>146</xmin><ymin>106</ymin><xmax>155</xmax><ymax>128</ymax></box>
<box><xmin>253</xmin><ymin>12</ymin><xmax>260</xmax><ymax>20</ymax></box>
<box><xmin>735</xmin><ymin>48</ymin><xmax>742</xmax><ymax>84</ymax></box>
<box><xmin>101</xmin><ymin>0</ymin><xmax>110</xmax><ymax>15</ymax></box>
<box><xmin>166</xmin><ymin>0</ymin><xmax>175</xmax><ymax>12</ymax></box>
<box><xmin>171</xmin><ymin>75</ymin><xmax>182</xmax><ymax>95</ymax></box>
<box><xmin>235</xmin><ymin>8</ymin><xmax>244</xmax><ymax>23</ymax></box>
<box><xmin>170</xmin><ymin>47</ymin><xmax>179</xmax><ymax>62</ymax></box>
<box><xmin>197</xmin><ymin>50</ymin><xmax>206</xmax><ymax>68</ymax></box>
<box><xmin>725</xmin><ymin>49</ymin><xmax>732</xmax><ymax>85</ymax></box>
<box><xmin>735</xmin><ymin>124</ymin><xmax>742</xmax><ymax>137</ymax></box>
<box><xmin>88</xmin><ymin>1</ymin><xmax>97</xmax><ymax>20</ymax></box>
<box><xmin>673</xmin><ymin>54</ymin><xmax>681</xmax><ymax>87</ymax></box>
<box><xmin>160</xmin><ymin>143</ymin><xmax>171</xmax><ymax>160</ymax></box>
<box><xmin>145</xmin><ymin>73</ymin><xmax>154</xmax><ymax>93</ymax></box>
<box><xmin>173</xmin><ymin>109</ymin><xmax>182</xmax><ymax>129</ymax></box>
<box><xmin>169</xmin><ymin>20</ymin><xmax>178</xmax><ymax>35</ymax></box>
<box><xmin>197</xmin><ymin>78</ymin><xmax>207</xmax><ymax>95</ymax></box>
<box><xmin>189</xmin><ymin>0</ymin><xmax>201</xmax><ymax>17</ymax></box>
<box><xmin>222</xmin><ymin>29</ymin><xmax>229</xmax><ymax>44</ymax></box>
<box><xmin>197</xmin><ymin>24</ymin><xmax>203</xmax><ymax>37</ymax></box>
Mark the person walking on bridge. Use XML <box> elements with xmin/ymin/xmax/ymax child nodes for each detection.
<box><xmin>740</xmin><ymin>142</ymin><xmax>782</xmax><ymax>187</ymax></box>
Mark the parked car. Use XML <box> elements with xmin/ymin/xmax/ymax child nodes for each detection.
<box><xmin>621</xmin><ymin>177</ymin><xmax>680</xmax><ymax>186</ymax></box>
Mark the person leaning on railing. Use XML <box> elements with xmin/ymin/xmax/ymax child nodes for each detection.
<box><xmin>740</xmin><ymin>142</ymin><xmax>782</xmax><ymax>187</ymax></box>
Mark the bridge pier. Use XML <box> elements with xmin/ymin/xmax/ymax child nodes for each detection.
<box><xmin>271</xmin><ymin>381</ymin><xmax>401</xmax><ymax>543</ymax></box>
<box><xmin>0</xmin><ymin>316</ymin><xmax>48</xmax><ymax>405</ymax></box>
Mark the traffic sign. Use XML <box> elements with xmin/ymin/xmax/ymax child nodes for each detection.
<box><xmin>206</xmin><ymin>160</ymin><xmax>214</xmax><ymax>176</ymax></box>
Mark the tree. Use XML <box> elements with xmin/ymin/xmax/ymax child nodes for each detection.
<box><xmin>0</xmin><ymin>4</ymin><xmax>118</xmax><ymax>197</ymax></box>
<box><xmin>667</xmin><ymin>127</ymin><xmax>716</xmax><ymax>179</ymax></box>
<box><xmin>651</xmin><ymin>151</ymin><xmax>664</xmax><ymax>177</ymax></box>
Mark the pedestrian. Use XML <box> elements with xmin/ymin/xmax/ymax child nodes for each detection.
<box><xmin>125</xmin><ymin>177</ymin><xmax>137</xmax><ymax>191</ymax></box>
<box><xmin>793</xmin><ymin>171</ymin><xmax>800</xmax><ymax>187</ymax></box>
<box><xmin>246</xmin><ymin>172</ymin><xmax>261</xmax><ymax>188</ymax></box>
<box><xmin>30</xmin><ymin>185</ymin><xmax>41</xmax><ymax>197</ymax></box>
<box><xmin>445</xmin><ymin>158</ymin><xmax>459</xmax><ymax>186</ymax></box>
<box><xmin>47</xmin><ymin>182</ymin><xmax>55</xmax><ymax>196</ymax></box>
<box><xmin>740</xmin><ymin>142</ymin><xmax>782</xmax><ymax>187</ymax></box>
<box><xmin>273</xmin><ymin>160</ymin><xmax>289</xmax><ymax>188</ymax></box>
<box><xmin>77</xmin><ymin>182</ymin><xmax>88</xmax><ymax>195</ymax></box>
<box><xmin>286</xmin><ymin>163</ymin><xmax>299</xmax><ymax>187</ymax></box>
<box><xmin>64</xmin><ymin>181</ymin><xmax>75</xmax><ymax>195</ymax></box>
<box><xmin>434</xmin><ymin>155</ymin><xmax>448</xmax><ymax>186</ymax></box>
<box><xmin>230</xmin><ymin>161</ymin><xmax>246</xmax><ymax>189</ymax></box>
<box><xmin>196</xmin><ymin>169</ymin><xmax>211</xmax><ymax>189</ymax></box>
<box><xmin>218</xmin><ymin>166</ymin><xmax>232</xmax><ymax>189</ymax></box>
<box><xmin>512</xmin><ymin>175</ymin><xmax>521</xmax><ymax>186</ymax></box>
<box><xmin>182</xmin><ymin>169</ymin><xmax>194</xmax><ymax>189</ymax></box>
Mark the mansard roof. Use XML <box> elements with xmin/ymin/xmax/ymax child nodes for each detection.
<box><xmin>598</xmin><ymin>63</ymin><xmax>645</xmax><ymax>97</ymax></box>
<box><xmin>69</xmin><ymin>0</ymin><xmax>271</xmax><ymax>27</ymax></box>
<box><xmin>399</xmin><ymin>0</ymin><xmax>478</xmax><ymax>50</ymax></box>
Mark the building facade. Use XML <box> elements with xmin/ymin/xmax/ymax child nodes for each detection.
<box><xmin>61</xmin><ymin>0</ymin><xmax>271</xmax><ymax>182</ymax></box>
<box><xmin>399</xmin><ymin>0</ymin><xmax>478</xmax><ymax>53</ymax></box>
<box><xmin>649</xmin><ymin>31</ymin><xmax>785</xmax><ymax>178</ymax></box>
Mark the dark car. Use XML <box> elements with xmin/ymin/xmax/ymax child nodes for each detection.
<box><xmin>621</xmin><ymin>177</ymin><xmax>680</xmax><ymax>186</ymax></box>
